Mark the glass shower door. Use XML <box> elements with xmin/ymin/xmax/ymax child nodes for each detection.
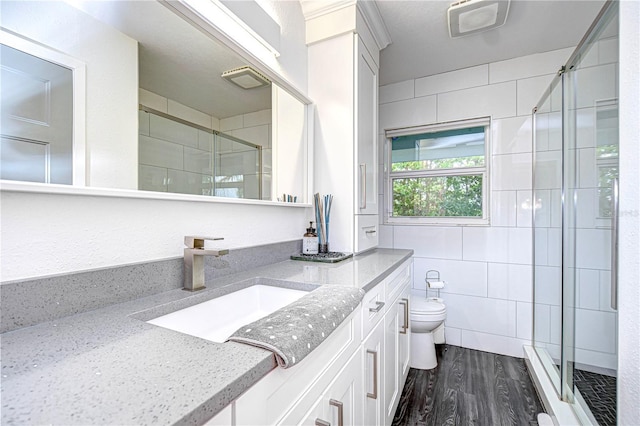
<box><xmin>564</xmin><ymin>3</ymin><xmax>619</xmax><ymax>423</ymax></box>
<box><xmin>532</xmin><ymin>2</ymin><xmax>619</xmax><ymax>424</ymax></box>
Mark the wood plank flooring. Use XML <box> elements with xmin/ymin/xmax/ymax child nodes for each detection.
<box><xmin>392</xmin><ymin>345</ymin><xmax>545</xmax><ymax>426</ymax></box>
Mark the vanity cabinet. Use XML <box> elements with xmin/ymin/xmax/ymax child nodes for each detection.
<box><xmin>308</xmin><ymin>6</ymin><xmax>382</xmax><ymax>254</ymax></box>
<box><xmin>361</xmin><ymin>258</ymin><xmax>412</xmax><ymax>426</ymax></box>
<box><xmin>210</xmin><ymin>258</ymin><xmax>412</xmax><ymax>426</ymax></box>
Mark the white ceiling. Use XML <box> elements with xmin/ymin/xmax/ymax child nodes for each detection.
<box><xmin>375</xmin><ymin>0</ymin><xmax>607</xmax><ymax>86</ymax></box>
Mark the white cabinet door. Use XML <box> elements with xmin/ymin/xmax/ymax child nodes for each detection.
<box><xmin>398</xmin><ymin>285</ymin><xmax>411</xmax><ymax>384</ymax></box>
<box><xmin>383</xmin><ymin>299</ymin><xmax>400</xmax><ymax>425</ymax></box>
<box><xmin>310</xmin><ymin>351</ymin><xmax>363</xmax><ymax>426</ymax></box>
<box><xmin>355</xmin><ymin>36</ymin><xmax>378</xmax><ymax>216</ymax></box>
<box><xmin>363</xmin><ymin>320</ymin><xmax>384</xmax><ymax>426</ymax></box>
<box><xmin>324</xmin><ymin>351</ymin><xmax>362</xmax><ymax>426</ymax></box>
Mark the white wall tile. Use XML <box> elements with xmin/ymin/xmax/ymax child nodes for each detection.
<box><xmin>138</xmin><ymin>164</ymin><xmax>167</xmax><ymax>192</ymax></box>
<box><xmin>575</xmin><ymin>309</ymin><xmax>617</xmax><ymax>353</ymax></box>
<box><xmin>492</xmin><ymin>116</ymin><xmax>532</xmax><ymax>155</ymax></box>
<box><xmin>394</xmin><ymin>226</ymin><xmax>462</xmax><ymax>259</ymax></box>
<box><xmin>184</xmin><ymin>147</ymin><xmax>212</xmax><ymax>175</ymax></box>
<box><xmin>577</xmin><ymin>268</ymin><xmax>601</xmax><ymax>310</ymax></box>
<box><xmin>576</xmin><ymin>107</ymin><xmax>596</xmax><ymax>149</ymax></box>
<box><xmin>598</xmin><ymin>37</ymin><xmax>618</xmax><ymax>65</ymax></box>
<box><xmin>412</xmin><ymin>257</ymin><xmax>487</xmax><ymax>297</ymax></box>
<box><xmin>489</xmin><ymin>47</ymin><xmax>573</xmax><ymax>84</ymax></box>
<box><xmin>460</xmin><ymin>330</ymin><xmax>528</xmax><ymax>358</ymax></box>
<box><xmin>534</xmin><ymin>303</ymin><xmax>551</xmax><ymax>343</ymax></box>
<box><xmin>576</xmin><ymin>229</ymin><xmax>612</xmax><ymax>270</ymax></box>
<box><xmin>547</xmin><ymin>228</ymin><xmax>562</xmax><ymax>267</ymax></box>
<box><xmin>168</xmin><ymin>100</ymin><xmax>212</xmax><ymax>129</ymax></box>
<box><xmin>378</xmin><ymin>224</ymin><xmax>393</xmax><ymax>248</ymax></box>
<box><xmin>516</xmin><ymin>302</ymin><xmax>532</xmax><ymax>340</ymax></box>
<box><xmin>139</xmin><ymin>111</ymin><xmax>150</xmax><ymax>136</ymax></box>
<box><xmin>415</xmin><ymin>65</ymin><xmax>488</xmax><ymax>97</ymax></box>
<box><xmin>491</xmin><ymin>190</ymin><xmax>517</xmax><ymax>227</ymax></box>
<box><xmin>220</xmin><ymin>115</ymin><xmax>244</xmax><ymax>131</ymax></box>
<box><xmin>575</xmin><ymin>348</ymin><xmax>617</xmax><ymax>371</ymax></box>
<box><xmin>533</xmin><ymin>150</ymin><xmax>562</xmax><ymax>190</ymax></box>
<box><xmin>379</xmin><ymin>80</ymin><xmax>414</xmax><ymax>104</ymax></box>
<box><xmin>578</xmin><ymin>148</ymin><xmax>597</xmax><ymax>189</ymax></box>
<box><xmin>516</xmin><ymin>190</ymin><xmax>534</xmax><ymax>227</ymax></box>
<box><xmin>149</xmin><ymin>115</ymin><xmax>198</xmax><ymax>148</ymax></box>
<box><xmin>492</xmin><ymin>152</ymin><xmax>532</xmax><ymax>191</ymax></box>
<box><xmin>139</xmin><ymin>135</ymin><xmax>183</xmax><ymax>170</ymax></box>
<box><xmin>534</xmin><ymin>265</ymin><xmax>562</xmax><ymax>306</ymax></box>
<box><xmin>533</xmin><ymin>189</ymin><xmax>551</xmax><ymax>228</ymax></box>
<box><xmin>599</xmin><ymin>271</ymin><xmax>616</xmax><ymax>313</ymax></box>
<box><xmin>243</xmin><ymin>109</ymin><xmax>271</xmax><ymax>127</ymax></box>
<box><xmin>488</xmin><ymin>263</ymin><xmax>533</xmax><ymax>302</ymax></box>
<box><xmin>168</xmin><ymin>169</ymin><xmax>208</xmax><ymax>195</ymax></box>
<box><xmin>444</xmin><ymin>326</ymin><xmax>462</xmax><ymax>346</ymax></box>
<box><xmin>576</xmin><ymin>64</ymin><xmax>617</xmax><ymax>109</ymax></box>
<box><xmin>437</xmin><ymin>81</ymin><xmax>516</xmax><ymax>122</ymax></box>
<box><xmin>379</xmin><ymin>95</ymin><xmax>437</xmax><ymax>132</ymax></box>
<box><xmin>139</xmin><ymin>88</ymin><xmax>167</xmax><ymax>113</ymax></box>
<box><xmin>445</xmin><ymin>294</ymin><xmax>513</xmax><ymax>337</ymax></box>
<box><xmin>534</xmin><ymin>228</ymin><xmax>549</xmax><ymax>266</ymax></box>
<box><xmin>198</xmin><ymin>130</ymin><xmax>213</xmax><ymax>152</ymax></box>
<box><xmin>463</xmin><ymin>227</ymin><xmax>508</xmax><ymax>263</ymax></box>
<box><xmin>575</xmin><ymin>188</ymin><xmax>597</xmax><ymax>230</ymax></box>
<box><xmin>463</xmin><ymin>226</ymin><xmax>530</xmax><ymax>264</ymax></box>
<box><xmin>517</xmin><ymin>74</ymin><xmax>556</xmax><ymax>117</ymax></box>
<box><xmin>243</xmin><ymin>174</ymin><xmax>260</xmax><ymax>199</ymax></box>
<box><xmin>549</xmin><ymin>305</ymin><xmax>562</xmax><ymax>346</ymax></box>
<box><xmin>230</xmin><ymin>125</ymin><xmax>270</xmax><ymax>147</ymax></box>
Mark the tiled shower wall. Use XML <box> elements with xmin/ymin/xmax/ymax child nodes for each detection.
<box><xmin>138</xmin><ymin>89</ymin><xmax>271</xmax><ymax>199</ymax></box>
<box><xmin>377</xmin><ymin>47</ymin><xmax>574</xmax><ymax>359</ymax></box>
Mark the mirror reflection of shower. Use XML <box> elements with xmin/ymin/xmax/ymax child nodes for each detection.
<box><xmin>138</xmin><ymin>107</ymin><xmax>268</xmax><ymax>200</ymax></box>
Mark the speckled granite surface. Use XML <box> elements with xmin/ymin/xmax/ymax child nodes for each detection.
<box><xmin>0</xmin><ymin>248</ymin><xmax>412</xmax><ymax>425</ymax></box>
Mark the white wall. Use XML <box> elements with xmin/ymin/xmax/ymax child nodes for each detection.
<box><xmin>378</xmin><ymin>47</ymin><xmax>574</xmax><ymax>358</ymax></box>
<box><xmin>0</xmin><ymin>1</ymin><xmax>139</xmax><ymax>190</ymax></box>
<box><xmin>618</xmin><ymin>0</ymin><xmax>640</xmax><ymax>422</ymax></box>
<box><xmin>0</xmin><ymin>0</ymin><xmax>311</xmax><ymax>283</ymax></box>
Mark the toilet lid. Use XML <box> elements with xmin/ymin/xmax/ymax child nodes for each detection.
<box><xmin>411</xmin><ymin>298</ymin><xmax>446</xmax><ymax>314</ymax></box>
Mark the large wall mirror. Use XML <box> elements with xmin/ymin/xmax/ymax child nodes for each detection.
<box><xmin>0</xmin><ymin>0</ymin><xmax>310</xmax><ymax>203</ymax></box>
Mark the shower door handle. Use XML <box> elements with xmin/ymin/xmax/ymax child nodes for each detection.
<box><xmin>610</xmin><ymin>178</ymin><xmax>619</xmax><ymax>310</ymax></box>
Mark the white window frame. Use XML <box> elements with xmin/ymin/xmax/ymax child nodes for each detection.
<box><xmin>384</xmin><ymin>117</ymin><xmax>491</xmax><ymax>226</ymax></box>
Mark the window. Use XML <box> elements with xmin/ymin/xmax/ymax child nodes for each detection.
<box><xmin>385</xmin><ymin>118</ymin><xmax>490</xmax><ymax>225</ymax></box>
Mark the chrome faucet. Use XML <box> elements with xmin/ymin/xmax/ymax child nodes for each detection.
<box><xmin>183</xmin><ymin>236</ymin><xmax>229</xmax><ymax>291</ymax></box>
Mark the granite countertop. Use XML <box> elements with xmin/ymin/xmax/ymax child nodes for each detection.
<box><xmin>0</xmin><ymin>248</ymin><xmax>412</xmax><ymax>425</ymax></box>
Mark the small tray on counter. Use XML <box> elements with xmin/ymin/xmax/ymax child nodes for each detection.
<box><xmin>290</xmin><ymin>252</ymin><xmax>353</xmax><ymax>263</ymax></box>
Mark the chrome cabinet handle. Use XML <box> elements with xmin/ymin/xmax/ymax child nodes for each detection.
<box><xmin>365</xmin><ymin>229</ymin><xmax>377</xmax><ymax>235</ymax></box>
<box><xmin>360</xmin><ymin>163</ymin><xmax>366</xmax><ymax>209</ymax></box>
<box><xmin>329</xmin><ymin>399</ymin><xmax>343</xmax><ymax>426</ymax></box>
<box><xmin>611</xmin><ymin>178</ymin><xmax>619</xmax><ymax>310</ymax></box>
<box><xmin>366</xmin><ymin>349</ymin><xmax>378</xmax><ymax>399</ymax></box>
<box><xmin>369</xmin><ymin>301</ymin><xmax>385</xmax><ymax>313</ymax></box>
<box><xmin>399</xmin><ymin>298</ymin><xmax>409</xmax><ymax>334</ymax></box>
<box><xmin>315</xmin><ymin>419</ymin><xmax>330</xmax><ymax>426</ymax></box>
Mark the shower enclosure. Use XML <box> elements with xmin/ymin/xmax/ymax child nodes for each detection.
<box><xmin>138</xmin><ymin>108</ymin><xmax>266</xmax><ymax>200</ymax></box>
<box><xmin>531</xmin><ymin>1</ymin><xmax>618</xmax><ymax>424</ymax></box>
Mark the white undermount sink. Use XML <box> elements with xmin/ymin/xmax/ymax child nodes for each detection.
<box><xmin>147</xmin><ymin>285</ymin><xmax>309</xmax><ymax>343</ymax></box>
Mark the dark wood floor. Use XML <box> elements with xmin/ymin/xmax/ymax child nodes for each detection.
<box><xmin>392</xmin><ymin>345</ymin><xmax>545</xmax><ymax>426</ymax></box>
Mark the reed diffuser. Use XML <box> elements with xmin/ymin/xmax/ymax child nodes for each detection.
<box><xmin>314</xmin><ymin>193</ymin><xmax>333</xmax><ymax>253</ymax></box>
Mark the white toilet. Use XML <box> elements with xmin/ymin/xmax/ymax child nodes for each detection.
<box><xmin>410</xmin><ymin>296</ymin><xmax>446</xmax><ymax>370</ymax></box>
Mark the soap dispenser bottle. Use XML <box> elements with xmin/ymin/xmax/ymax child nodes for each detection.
<box><xmin>303</xmin><ymin>222</ymin><xmax>318</xmax><ymax>255</ymax></box>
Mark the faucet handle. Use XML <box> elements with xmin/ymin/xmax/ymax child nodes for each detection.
<box><xmin>184</xmin><ymin>236</ymin><xmax>224</xmax><ymax>249</ymax></box>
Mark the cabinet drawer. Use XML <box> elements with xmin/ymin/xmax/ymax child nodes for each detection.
<box><xmin>355</xmin><ymin>214</ymin><xmax>378</xmax><ymax>253</ymax></box>
<box><xmin>361</xmin><ymin>281</ymin><xmax>385</xmax><ymax>339</ymax></box>
<box><xmin>385</xmin><ymin>259</ymin><xmax>412</xmax><ymax>303</ymax></box>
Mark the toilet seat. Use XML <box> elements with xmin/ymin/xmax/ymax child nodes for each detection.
<box><xmin>411</xmin><ymin>298</ymin><xmax>446</xmax><ymax>315</ymax></box>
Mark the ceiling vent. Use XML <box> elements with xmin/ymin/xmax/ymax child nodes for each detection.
<box><xmin>221</xmin><ymin>66</ymin><xmax>271</xmax><ymax>89</ymax></box>
<box><xmin>448</xmin><ymin>0</ymin><xmax>510</xmax><ymax>38</ymax></box>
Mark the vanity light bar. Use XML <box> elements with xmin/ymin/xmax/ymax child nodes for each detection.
<box><xmin>221</xmin><ymin>66</ymin><xmax>271</xmax><ymax>89</ymax></box>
